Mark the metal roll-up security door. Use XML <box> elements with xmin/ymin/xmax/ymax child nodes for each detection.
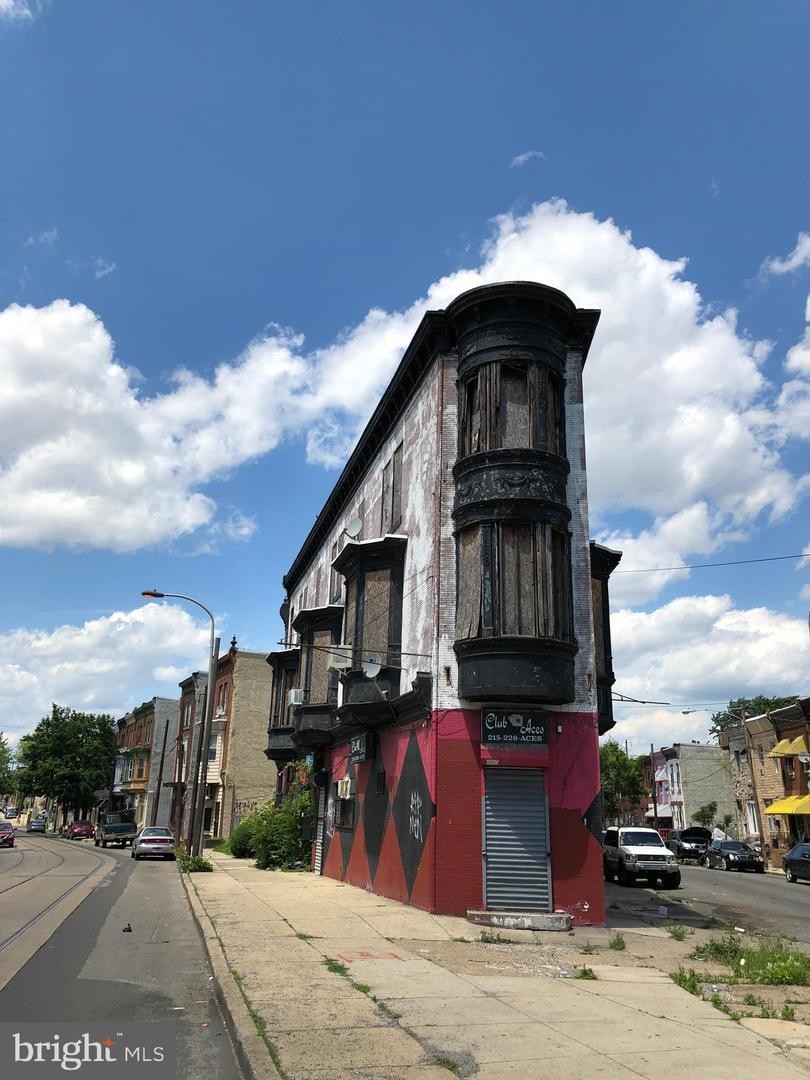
<box><xmin>314</xmin><ymin>786</ymin><xmax>326</xmax><ymax>875</ymax></box>
<box><xmin>484</xmin><ymin>768</ymin><xmax>551</xmax><ymax>911</ymax></box>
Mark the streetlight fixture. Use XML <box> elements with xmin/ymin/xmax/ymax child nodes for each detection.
<box><xmin>142</xmin><ymin>589</ymin><xmax>219</xmax><ymax>856</ymax></box>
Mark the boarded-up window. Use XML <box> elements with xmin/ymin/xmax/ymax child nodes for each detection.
<box><xmin>463</xmin><ymin>375</ymin><xmax>482</xmax><ymax>455</ymax></box>
<box><xmin>592</xmin><ymin>578</ymin><xmax>605</xmax><ymax>672</ymax></box>
<box><xmin>381</xmin><ymin>460</ymin><xmax>392</xmax><ymax>533</ymax></box>
<box><xmin>307</xmin><ymin>628</ymin><xmax>333</xmax><ymax>704</ymax></box>
<box><xmin>498</xmin><ymin>367</ymin><xmax>530</xmax><ymax>449</ymax></box>
<box><xmin>329</xmin><ymin>541</ymin><xmax>340</xmax><ymax>602</ymax></box>
<box><xmin>499</xmin><ymin>524</ymin><xmax>536</xmax><ymax>635</ymax></box>
<box><xmin>456</xmin><ymin>526</ymin><xmax>482</xmax><ymax>639</ymax></box>
<box><xmin>391</xmin><ymin>445</ymin><xmax>403</xmax><ymax>530</ymax></box>
<box><xmin>551</xmin><ymin>528</ymin><xmax>572</xmax><ymax>641</ymax></box>
<box><xmin>547</xmin><ymin>373</ymin><xmax>564</xmax><ymax>456</ymax></box>
<box><xmin>344</xmin><ymin>578</ymin><xmax>357</xmax><ymax>648</ymax></box>
<box><xmin>363</xmin><ymin>568</ymin><xmax>391</xmax><ymax>661</ymax></box>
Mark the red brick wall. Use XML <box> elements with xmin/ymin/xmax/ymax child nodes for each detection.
<box><xmin>435</xmin><ymin>710</ymin><xmax>482</xmax><ymax>915</ymax></box>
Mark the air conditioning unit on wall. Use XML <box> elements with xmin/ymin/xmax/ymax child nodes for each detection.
<box><xmin>287</xmin><ymin>688</ymin><xmax>305</xmax><ymax>707</ymax></box>
<box><xmin>327</xmin><ymin>645</ymin><xmax>353</xmax><ymax>672</ymax></box>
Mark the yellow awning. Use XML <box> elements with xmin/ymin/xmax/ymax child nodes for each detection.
<box><xmin>765</xmin><ymin>795</ymin><xmax>809</xmax><ymax>814</ymax></box>
<box><xmin>788</xmin><ymin>735</ymin><xmax>809</xmax><ymax>755</ymax></box>
<box><xmin>793</xmin><ymin>796</ymin><xmax>810</xmax><ymax>815</ymax></box>
<box><xmin>768</xmin><ymin>738</ymin><xmax>793</xmax><ymax>757</ymax></box>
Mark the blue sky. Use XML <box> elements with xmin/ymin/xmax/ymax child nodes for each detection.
<box><xmin>1</xmin><ymin>1</ymin><xmax>809</xmax><ymax>753</ymax></box>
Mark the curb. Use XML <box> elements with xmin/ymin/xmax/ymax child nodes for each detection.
<box><xmin>179</xmin><ymin>870</ymin><xmax>281</xmax><ymax>1080</ymax></box>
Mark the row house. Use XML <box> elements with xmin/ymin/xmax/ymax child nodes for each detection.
<box><xmin>111</xmin><ymin>699</ymin><xmax>178</xmax><ymax>825</ymax></box>
<box><xmin>265</xmin><ymin>281</ymin><xmax>622</xmax><ymax>926</ymax></box>
<box><xmin>640</xmin><ymin>743</ymin><xmax>736</xmax><ymax>837</ymax></box>
<box><xmin>759</xmin><ymin>698</ymin><xmax>810</xmax><ymax>865</ymax></box>
<box><xmin>173</xmin><ymin>639</ymin><xmax>276</xmax><ymax>841</ymax></box>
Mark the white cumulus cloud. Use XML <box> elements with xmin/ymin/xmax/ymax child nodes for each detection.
<box><xmin>761</xmin><ymin>231</ymin><xmax>810</xmax><ymax>276</ymax></box>
<box><xmin>0</xmin><ymin>604</ymin><xmax>211</xmax><ymax>744</ymax></box>
<box><xmin>510</xmin><ymin>149</ymin><xmax>546</xmax><ymax>167</ymax></box>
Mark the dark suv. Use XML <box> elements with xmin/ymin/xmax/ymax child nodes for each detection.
<box><xmin>667</xmin><ymin>827</ymin><xmax>712</xmax><ymax>863</ymax></box>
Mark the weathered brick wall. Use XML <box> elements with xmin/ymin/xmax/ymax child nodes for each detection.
<box><xmin>220</xmin><ymin>652</ymin><xmax>276</xmax><ymax>838</ymax></box>
<box><xmin>678</xmin><ymin>744</ymin><xmax>737</xmax><ymax>828</ymax></box>
<box><xmin>145</xmin><ymin>697</ymin><xmax>180</xmax><ymax>829</ymax></box>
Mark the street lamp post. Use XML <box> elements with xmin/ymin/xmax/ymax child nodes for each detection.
<box><xmin>142</xmin><ymin>590</ymin><xmax>218</xmax><ymax>857</ymax></box>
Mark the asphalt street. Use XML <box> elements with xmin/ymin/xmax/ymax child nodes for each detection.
<box><xmin>0</xmin><ymin>832</ymin><xmax>242</xmax><ymax>1080</ymax></box>
<box><xmin>607</xmin><ymin>861</ymin><xmax>810</xmax><ymax>941</ymax></box>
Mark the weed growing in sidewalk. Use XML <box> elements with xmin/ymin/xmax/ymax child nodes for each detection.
<box><xmin>608</xmin><ymin>933</ymin><xmax>626</xmax><ymax>951</ymax></box>
<box><xmin>580</xmin><ymin>943</ymin><xmax>599</xmax><ymax>955</ymax></box>
<box><xmin>743</xmin><ymin>993</ymin><xmax>763</xmax><ymax>1006</ymax></box>
<box><xmin>782</xmin><ymin>1004</ymin><xmax>796</xmax><ymax>1021</ymax></box>
<box><xmin>435</xmin><ymin>1055</ymin><xmax>460</xmax><ymax>1074</ymax></box>
<box><xmin>355</xmin><ymin>983</ymin><xmax>371</xmax><ymax>994</ymax></box>
<box><xmin>373</xmin><ymin>997</ymin><xmax>401</xmax><ymax>1020</ymax></box>
<box><xmin>296</xmin><ymin>932</ymin><xmax>315</xmax><ymax>940</ymax></box>
<box><xmin>479</xmin><ymin>930</ymin><xmax>504</xmax><ymax>944</ymax></box>
<box><xmin>174</xmin><ymin>847</ymin><xmax>213</xmax><ymax>873</ymax></box>
<box><xmin>665</xmin><ymin>923</ymin><xmax>688</xmax><ymax>941</ymax></box>
<box><xmin>231</xmin><ymin>970</ymin><xmax>288</xmax><ymax>1079</ymax></box>
<box><xmin>324</xmin><ymin>957</ymin><xmax>349</xmax><ymax>976</ymax></box>
<box><xmin>575</xmin><ymin>967</ymin><xmax>598</xmax><ymax>980</ymax></box>
<box><xmin>671</xmin><ymin>967</ymin><xmax>701</xmax><ymax>996</ymax></box>
<box><xmin>692</xmin><ymin>932</ymin><xmax>810</xmax><ymax>985</ymax></box>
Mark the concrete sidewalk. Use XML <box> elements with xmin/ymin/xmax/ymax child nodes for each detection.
<box><xmin>183</xmin><ymin>852</ymin><xmax>808</xmax><ymax>1080</ymax></box>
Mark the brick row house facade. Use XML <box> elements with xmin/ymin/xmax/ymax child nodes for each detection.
<box><xmin>171</xmin><ymin>640</ymin><xmax>276</xmax><ymax>841</ymax></box>
<box><xmin>265</xmin><ymin>281</ymin><xmax>621</xmax><ymax>925</ymax></box>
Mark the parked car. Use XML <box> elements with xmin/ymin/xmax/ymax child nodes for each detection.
<box><xmin>3</xmin><ymin>806</ymin><xmax>18</xmax><ymax>819</ymax></box>
<box><xmin>603</xmin><ymin>826</ymin><xmax>681</xmax><ymax>888</ymax></box>
<box><xmin>783</xmin><ymin>843</ymin><xmax>810</xmax><ymax>883</ymax></box>
<box><xmin>0</xmin><ymin>821</ymin><xmax>15</xmax><ymax>848</ymax></box>
<box><xmin>704</xmin><ymin>839</ymin><xmax>765</xmax><ymax>873</ymax></box>
<box><xmin>65</xmin><ymin>821</ymin><xmax>95</xmax><ymax>840</ymax></box>
<box><xmin>26</xmin><ymin>818</ymin><xmax>46</xmax><ymax>833</ymax></box>
<box><xmin>131</xmin><ymin>827</ymin><xmax>176</xmax><ymax>861</ymax></box>
<box><xmin>667</xmin><ymin>827</ymin><xmax>712</xmax><ymax>863</ymax></box>
<box><xmin>95</xmin><ymin>813</ymin><xmax>138</xmax><ymax>848</ymax></box>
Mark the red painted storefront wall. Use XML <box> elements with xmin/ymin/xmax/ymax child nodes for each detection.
<box><xmin>320</xmin><ymin>708</ymin><xmax>605</xmax><ymax>925</ymax></box>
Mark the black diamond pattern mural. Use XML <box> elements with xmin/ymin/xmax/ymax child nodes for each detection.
<box><xmin>392</xmin><ymin>732</ymin><xmax>435</xmax><ymax>898</ymax></box>
<box><xmin>363</xmin><ymin>747</ymin><xmax>390</xmax><ymax>884</ymax></box>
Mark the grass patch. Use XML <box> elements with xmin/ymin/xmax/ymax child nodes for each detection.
<box><xmin>665</xmin><ymin>923</ymin><xmax>687</xmax><ymax>941</ymax></box>
<box><xmin>296</xmin><ymin>932</ymin><xmax>315</xmax><ymax>940</ymax></box>
<box><xmin>743</xmin><ymin>993</ymin><xmax>763</xmax><ymax>1006</ymax></box>
<box><xmin>608</xmin><ymin>932</ymin><xmax>626</xmax><ymax>952</ymax></box>
<box><xmin>671</xmin><ymin>967</ymin><xmax>702</xmax><ymax>996</ymax></box>
<box><xmin>231</xmin><ymin>970</ymin><xmax>288</xmax><ymax>1079</ymax></box>
<box><xmin>373</xmin><ymin>997</ymin><xmax>401</xmax><ymax>1020</ymax></box>
<box><xmin>435</xmin><ymin>1055</ymin><xmax>460</xmax><ymax>1075</ymax></box>
<box><xmin>576</xmin><ymin>967</ymin><xmax>598</xmax><ymax>980</ymax></box>
<box><xmin>323</xmin><ymin>957</ymin><xmax>349</xmax><ymax>977</ymax></box>
<box><xmin>692</xmin><ymin>932</ymin><xmax>810</xmax><ymax>985</ymax></box>
<box><xmin>782</xmin><ymin>1004</ymin><xmax>796</xmax><ymax>1021</ymax></box>
<box><xmin>451</xmin><ymin>936</ymin><xmax>470</xmax><ymax>943</ymax></box>
<box><xmin>354</xmin><ymin>983</ymin><xmax>371</xmax><ymax>994</ymax></box>
<box><xmin>211</xmin><ymin>840</ymin><xmax>231</xmax><ymax>854</ymax></box>
<box><xmin>580</xmin><ymin>942</ymin><xmax>599</xmax><ymax>955</ymax></box>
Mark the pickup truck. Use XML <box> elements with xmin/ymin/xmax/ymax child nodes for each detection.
<box><xmin>94</xmin><ymin>814</ymin><xmax>138</xmax><ymax>848</ymax></box>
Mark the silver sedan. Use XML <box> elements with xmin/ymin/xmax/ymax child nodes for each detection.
<box><xmin>131</xmin><ymin>827</ymin><xmax>177</xmax><ymax>861</ymax></box>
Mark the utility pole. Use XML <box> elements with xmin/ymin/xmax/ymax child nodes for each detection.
<box><xmin>650</xmin><ymin>742</ymin><xmax>659</xmax><ymax>831</ymax></box>
<box><xmin>150</xmin><ymin>715</ymin><xmax>170</xmax><ymax>827</ymax></box>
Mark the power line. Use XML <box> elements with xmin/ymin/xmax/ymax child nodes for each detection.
<box><xmin>614</xmin><ymin>551</ymin><xmax>810</xmax><ymax>574</ymax></box>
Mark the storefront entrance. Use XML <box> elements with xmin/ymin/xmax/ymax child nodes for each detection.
<box><xmin>484</xmin><ymin>767</ymin><xmax>551</xmax><ymax>911</ymax></box>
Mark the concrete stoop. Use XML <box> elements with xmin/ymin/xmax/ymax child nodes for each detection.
<box><xmin>466</xmin><ymin>908</ymin><xmax>573</xmax><ymax>931</ymax></box>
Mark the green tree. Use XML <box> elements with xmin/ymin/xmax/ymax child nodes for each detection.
<box><xmin>0</xmin><ymin>732</ymin><xmax>13</xmax><ymax>798</ymax></box>
<box><xmin>15</xmin><ymin>705</ymin><xmax>116</xmax><ymax>816</ymax></box>
<box><xmin>600</xmin><ymin>740</ymin><xmax>645</xmax><ymax>822</ymax></box>
<box><xmin>692</xmin><ymin>801</ymin><xmax>718</xmax><ymax>828</ymax></box>
<box><xmin>710</xmin><ymin>696</ymin><xmax>796</xmax><ymax>737</ymax></box>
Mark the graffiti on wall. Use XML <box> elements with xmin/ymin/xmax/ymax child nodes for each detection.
<box><xmin>232</xmin><ymin>799</ymin><xmax>259</xmax><ymax>829</ymax></box>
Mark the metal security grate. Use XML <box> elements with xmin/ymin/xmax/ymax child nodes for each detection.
<box><xmin>484</xmin><ymin>768</ymin><xmax>551</xmax><ymax>911</ymax></box>
<box><xmin>314</xmin><ymin>787</ymin><xmax>326</xmax><ymax>875</ymax></box>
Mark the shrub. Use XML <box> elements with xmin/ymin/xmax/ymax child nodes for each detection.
<box><xmin>254</xmin><ymin>789</ymin><xmax>314</xmax><ymax>871</ymax></box>
<box><xmin>174</xmin><ymin>847</ymin><xmax>213</xmax><ymax>873</ymax></box>
<box><xmin>229</xmin><ymin>816</ymin><xmax>258</xmax><ymax>859</ymax></box>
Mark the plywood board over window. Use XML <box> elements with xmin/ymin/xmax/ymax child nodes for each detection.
<box><xmin>500</xmin><ymin>523</ymin><xmax>535</xmax><ymax>635</ymax></box>
<box><xmin>456</xmin><ymin>526</ymin><xmax>482</xmax><ymax>639</ymax></box>
<box><xmin>363</xmin><ymin>568</ymin><xmax>391</xmax><ymax>662</ymax></box>
<box><xmin>307</xmin><ymin>628</ymin><xmax>333</xmax><ymax>704</ymax></box>
<box><xmin>498</xmin><ymin>366</ymin><xmax>531</xmax><ymax>449</ymax></box>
